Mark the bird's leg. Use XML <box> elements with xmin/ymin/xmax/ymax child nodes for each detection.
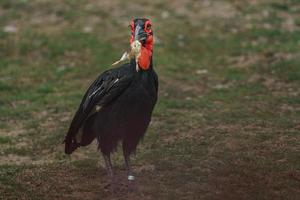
<box><xmin>103</xmin><ymin>153</ymin><xmax>113</xmax><ymax>177</ymax></box>
<box><xmin>124</xmin><ymin>152</ymin><xmax>133</xmax><ymax>180</ymax></box>
<box><xmin>102</xmin><ymin>153</ymin><xmax>116</xmax><ymax>192</ymax></box>
<box><xmin>123</xmin><ymin>151</ymin><xmax>136</xmax><ymax>191</ymax></box>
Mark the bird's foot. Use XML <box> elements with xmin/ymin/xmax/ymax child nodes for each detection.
<box><xmin>103</xmin><ymin>177</ymin><xmax>128</xmax><ymax>194</ymax></box>
<box><xmin>103</xmin><ymin>176</ymin><xmax>118</xmax><ymax>194</ymax></box>
<box><xmin>127</xmin><ymin>175</ymin><xmax>136</xmax><ymax>192</ymax></box>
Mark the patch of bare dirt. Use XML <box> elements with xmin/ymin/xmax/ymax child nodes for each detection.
<box><xmin>167</xmin><ymin>0</ymin><xmax>237</xmax><ymax>25</ymax></box>
<box><xmin>207</xmin><ymin>160</ymin><xmax>300</xmax><ymax>200</ymax></box>
<box><xmin>0</xmin><ymin>121</ymin><xmax>26</xmax><ymax>137</ymax></box>
<box><xmin>228</xmin><ymin>52</ymin><xmax>299</xmax><ymax>69</ymax></box>
<box><xmin>16</xmin><ymin>164</ymin><xmax>155</xmax><ymax>200</ymax></box>
<box><xmin>159</xmin><ymin>75</ymin><xmax>206</xmax><ymax>100</ymax></box>
<box><xmin>0</xmin><ymin>154</ymin><xmax>32</xmax><ymax>165</ymax></box>
<box><xmin>161</xmin><ymin>127</ymin><xmax>203</xmax><ymax>144</ymax></box>
<box><xmin>263</xmin><ymin>77</ymin><xmax>299</xmax><ymax>97</ymax></box>
<box><xmin>135</xmin><ymin>164</ymin><xmax>155</xmax><ymax>174</ymax></box>
<box><xmin>227</xmin><ymin>54</ymin><xmax>261</xmax><ymax>69</ymax></box>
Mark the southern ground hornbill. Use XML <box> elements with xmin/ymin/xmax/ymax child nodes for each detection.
<box><xmin>64</xmin><ymin>18</ymin><xmax>158</xmax><ymax>187</ymax></box>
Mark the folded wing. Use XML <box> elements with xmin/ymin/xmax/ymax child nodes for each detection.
<box><xmin>64</xmin><ymin>66</ymin><xmax>133</xmax><ymax>154</ymax></box>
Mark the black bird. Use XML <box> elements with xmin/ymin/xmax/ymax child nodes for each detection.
<box><xmin>64</xmin><ymin>18</ymin><xmax>158</xmax><ymax>186</ymax></box>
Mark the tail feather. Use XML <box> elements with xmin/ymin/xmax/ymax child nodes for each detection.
<box><xmin>64</xmin><ymin>136</ymin><xmax>79</xmax><ymax>154</ymax></box>
<box><xmin>64</xmin><ymin>107</ymin><xmax>86</xmax><ymax>154</ymax></box>
<box><xmin>64</xmin><ymin>114</ymin><xmax>97</xmax><ymax>154</ymax></box>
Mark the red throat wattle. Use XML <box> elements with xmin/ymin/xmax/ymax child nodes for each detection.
<box><xmin>130</xmin><ymin>20</ymin><xmax>153</xmax><ymax>70</ymax></box>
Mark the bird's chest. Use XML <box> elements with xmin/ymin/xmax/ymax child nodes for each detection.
<box><xmin>117</xmin><ymin>72</ymin><xmax>156</xmax><ymax>115</ymax></box>
<box><xmin>128</xmin><ymin>78</ymin><xmax>152</xmax><ymax>106</ymax></box>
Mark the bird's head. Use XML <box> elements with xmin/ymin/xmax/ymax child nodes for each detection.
<box><xmin>129</xmin><ymin>18</ymin><xmax>153</xmax><ymax>52</ymax></box>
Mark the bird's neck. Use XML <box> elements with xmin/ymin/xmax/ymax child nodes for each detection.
<box><xmin>129</xmin><ymin>36</ymin><xmax>153</xmax><ymax>71</ymax></box>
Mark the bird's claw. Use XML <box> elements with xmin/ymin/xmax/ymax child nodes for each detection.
<box><xmin>104</xmin><ymin>180</ymin><xmax>130</xmax><ymax>194</ymax></box>
<box><xmin>127</xmin><ymin>178</ymin><xmax>137</xmax><ymax>192</ymax></box>
<box><xmin>103</xmin><ymin>178</ymin><xmax>119</xmax><ymax>194</ymax></box>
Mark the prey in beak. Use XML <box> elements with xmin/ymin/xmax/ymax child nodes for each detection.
<box><xmin>111</xmin><ymin>41</ymin><xmax>141</xmax><ymax>72</ymax></box>
<box><xmin>132</xmin><ymin>24</ymin><xmax>147</xmax><ymax>71</ymax></box>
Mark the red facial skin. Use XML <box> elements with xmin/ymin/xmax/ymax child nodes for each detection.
<box><xmin>130</xmin><ymin>20</ymin><xmax>153</xmax><ymax>70</ymax></box>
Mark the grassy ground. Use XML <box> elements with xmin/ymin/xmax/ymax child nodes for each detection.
<box><xmin>1</xmin><ymin>0</ymin><xmax>300</xmax><ymax>199</ymax></box>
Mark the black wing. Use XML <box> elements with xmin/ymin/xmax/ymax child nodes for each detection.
<box><xmin>64</xmin><ymin>65</ymin><xmax>133</xmax><ymax>154</ymax></box>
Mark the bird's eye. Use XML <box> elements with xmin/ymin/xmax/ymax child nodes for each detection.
<box><xmin>146</xmin><ymin>24</ymin><xmax>151</xmax><ymax>30</ymax></box>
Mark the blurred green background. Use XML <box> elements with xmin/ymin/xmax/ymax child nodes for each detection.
<box><xmin>0</xmin><ymin>0</ymin><xmax>300</xmax><ymax>199</ymax></box>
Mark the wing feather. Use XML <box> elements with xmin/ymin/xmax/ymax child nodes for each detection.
<box><xmin>64</xmin><ymin>65</ymin><xmax>133</xmax><ymax>154</ymax></box>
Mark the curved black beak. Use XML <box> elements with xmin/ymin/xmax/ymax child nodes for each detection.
<box><xmin>134</xmin><ymin>24</ymin><xmax>147</xmax><ymax>42</ymax></box>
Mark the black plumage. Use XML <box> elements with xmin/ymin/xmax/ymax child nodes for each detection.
<box><xmin>65</xmin><ymin>60</ymin><xmax>158</xmax><ymax>154</ymax></box>
<box><xmin>64</xmin><ymin>18</ymin><xmax>158</xmax><ymax>186</ymax></box>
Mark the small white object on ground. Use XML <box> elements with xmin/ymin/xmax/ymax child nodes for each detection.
<box><xmin>128</xmin><ymin>175</ymin><xmax>135</xmax><ymax>181</ymax></box>
<box><xmin>3</xmin><ymin>25</ymin><xmax>17</xmax><ymax>33</ymax></box>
